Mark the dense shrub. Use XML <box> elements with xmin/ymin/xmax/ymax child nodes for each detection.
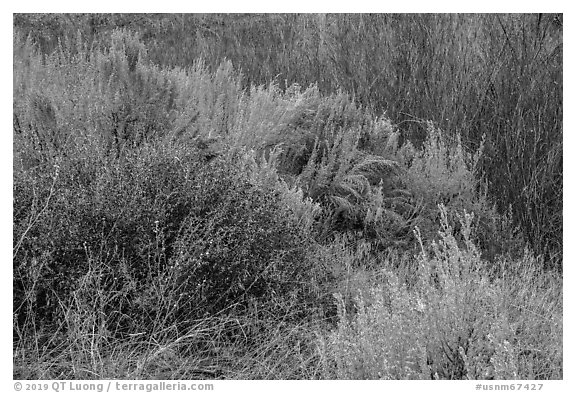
<box><xmin>317</xmin><ymin>207</ymin><xmax>562</xmax><ymax>380</ymax></box>
<box><xmin>13</xmin><ymin>18</ymin><xmax>562</xmax><ymax>379</ymax></box>
<box><xmin>16</xmin><ymin>13</ymin><xmax>561</xmax><ymax>262</ymax></box>
<box><xmin>13</xmin><ymin>28</ymin><xmax>242</xmax><ymax>169</ymax></box>
<box><xmin>13</xmin><ymin>143</ymin><xmax>209</xmax><ymax>333</ymax></box>
<box><xmin>382</xmin><ymin>121</ymin><xmax>526</xmax><ymax>263</ymax></box>
<box><xmin>165</xmin><ymin>151</ymin><xmax>318</xmax><ymax>320</ymax></box>
<box><xmin>14</xmin><ymin>143</ymin><xmax>322</xmax><ymax>333</ymax></box>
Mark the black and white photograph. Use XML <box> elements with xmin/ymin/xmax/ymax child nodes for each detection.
<box><xmin>11</xmin><ymin>8</ymin><xmax>564</xmax><ymax>386</ymax></box>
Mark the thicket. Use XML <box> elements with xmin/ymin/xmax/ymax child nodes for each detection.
<box><xmin>13</xmin><ymin>17</ymin><xmax>562</xmax><ymax>380</ymax></box>
<box><xmin>13</xmin><ymin>13</ymin><xmax>563</xmax><ymax>265</ymax></box>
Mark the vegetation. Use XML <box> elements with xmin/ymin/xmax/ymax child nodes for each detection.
<box><xmin>13</xmin><ymin>14</ymin><xmax>562</xmax><ymax>380</ymax></box>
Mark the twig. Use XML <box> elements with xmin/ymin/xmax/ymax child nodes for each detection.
<box><xmin>13</xmin><ymin>164</ymin><xmax>60</xmax><ymax>260</ymax></box>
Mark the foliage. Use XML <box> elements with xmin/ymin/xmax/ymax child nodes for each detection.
<box><xmin>399</xmin><ymin>122</ymin><xmax>525</xmax><ymax>262</ymax></box>
<box><xmin>15</xmin><ymin>12</ymin><xmax>560</xmax><ymax>261</ymax></box>
<box><xmin>164</xmin><ymin>151</ymin><xmax>318</xmax><ymax>319</ymax></box>
<box><xmin>13</xmin><ymin>19</ymin><xmax>562</xmax><ymax>380</ymax></box>
<box><xmin>14</xmin><ymin>144</ymin><xmax>205</xmax><ymax>331</ymax></box>
<box><xmin>13</xmin><ymin>28</ymin><xmax>242</xmax><ymax>171</ymax></box>
<box><xmin>316</xmin><ymin>206</ymin><xmax>562</xmax><ymax>380</ymax></box>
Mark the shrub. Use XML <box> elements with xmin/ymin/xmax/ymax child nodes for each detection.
<box><xmin>13</xmin><ymin>28</ymin><xmax>243</xmax><ymax>169</ymax></box>
<box><xmin>291</xmin><ymin>122</ymin><xmax>414</xmax><ymax>247</ymax></box>
<box><xmin>14</xmin><ymin>14</ymin><xmax>563</xmax><ymax>261</ymax></box>
<box><xmin>228</xmin><ymin>83</ymin><xmax>372</xmax><ymax>175</ymax></box>
<box><xmin>13</xmin><ymin>17</ymin><xmax>561</xmax><ymax>379</ymax></box>
<box><xmin>13</xmin><ymin>143</ymin><xmax>209</xmax><ymax>335</ymax></box>
<box><xmin>398</xmin><ymin>122</ymin><xmax>525</xmax><ymax>262</ymax></box>
<box><xmin>316</xmin><ymin>206</ymin><xmax>562</xmax><ymax>379</ymax></box>
<box><xmin>165</xmin><ymin>151</ymin><xmax>319</xmax><ymax>320</ymax></box>
<box><xmin>245</xmin><ymin>146</ymin><xmax>322</xmax><ymax>235</ymax></box>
